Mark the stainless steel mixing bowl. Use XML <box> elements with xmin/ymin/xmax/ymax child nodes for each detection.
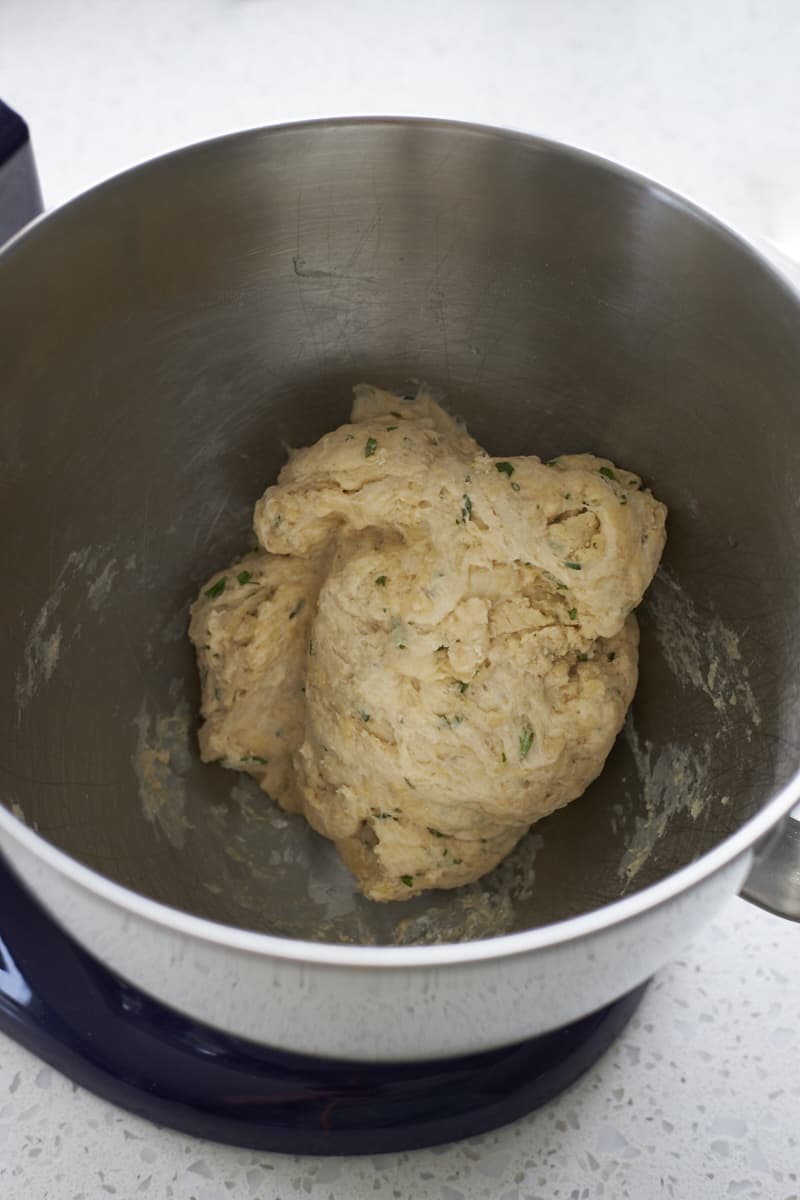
<box><xmin>0</xmin><ymin>118</ymin><xmax>798</xmax><ymax>1060</ymax></box>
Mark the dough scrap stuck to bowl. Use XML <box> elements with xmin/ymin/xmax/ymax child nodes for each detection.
<box><xmin>189</xmin><ymin>384</ymin><xmax>667</xmax><ymax>901</ymax></box>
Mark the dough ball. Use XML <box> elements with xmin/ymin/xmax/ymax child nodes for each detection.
<box><xmin>191</xmin><ymin>384</ymin><xmax>667</xmax><ymax>901</ymax></box>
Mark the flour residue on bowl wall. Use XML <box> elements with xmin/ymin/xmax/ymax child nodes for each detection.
<box><xmin>619</xmin><ymin>718</ymin><xmax>715</xmax><ymax>883</ymax></box>
<box><xmin>646</xmin><ymin>567</ymin><xmax>761</xmax><ymax>735</ymax></box>
<box><xmin>619</xmin><ymin>567</ymin><xmax>760</xmax><ymax>884</ymax></box>
<box><xmin>14</xmin><ymin>546</ymin><xmax>92</xmax><ymax>711</ymax></box>
<box><xmin>132</xmin><ymin>698</ymin><xmax>194</xmax><ymax>850</ymax></box>
<box><xmin>15</xmin><ymin>545</ymin><xmax>122</xmax><ymax>712</ymax></box>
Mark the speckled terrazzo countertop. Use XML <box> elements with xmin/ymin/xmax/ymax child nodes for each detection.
<box><xmin>2</xmin><ymin>2</ymin><xmax>800</xmax><ymax>1196</ymax></box>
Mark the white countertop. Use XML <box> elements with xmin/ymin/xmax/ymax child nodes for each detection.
<box><xmin>2</xmin><ymin>2</ymin><xmax>800</xmax><ymax>1196</ymax></box>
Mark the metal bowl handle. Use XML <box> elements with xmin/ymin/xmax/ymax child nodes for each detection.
<box><xmin>740</xmin><ymin>816</ymin><xmax>800</xmax><ymax>921</ymax></box>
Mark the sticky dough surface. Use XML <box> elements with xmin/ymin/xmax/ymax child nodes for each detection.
<box><xmin>190</xmin><ymin>385</ymin><xmax>667</xmax><ymax>901</ymax></box>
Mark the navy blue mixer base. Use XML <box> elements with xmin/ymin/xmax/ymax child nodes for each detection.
<box><xmin>0</xmin><ymin>860</ymin><xmax>646</xmax><ymax>1154</ymax></box>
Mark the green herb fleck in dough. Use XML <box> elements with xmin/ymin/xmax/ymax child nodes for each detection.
<box><xmin>608</xmin><ymin>651</ymin><xmax>616</xmax><ymax>661</ymax></box>
<box><xmin>501</xmin><ymin>751</ymin><xmax>507</xmax><ymax>763</ymax></box>
<box><xmin>568</xmin><ymin>607</ymin><xmax>578</xmax><ymax>621</ymax></box>
<box><xmin>460</xmin><ymin>494</ymin><xmax>473</xmax><ymax>523</ymax></box>
<box><xmin>289</xmin><ymin>598</ymin><xmax>305</xmax><ymax>620</ymax></box>
<box><xmin>577</xmin><ymin>652</ymin><xmax>589</xmax><ymax>662</ymax></box>
<box><xmin>360</xmin><ymin>711</ymin><xmax>370</xmax><ymax>722</ymax></box>
<box><xmin>237</xmin><ymin>570</ymin><xmax>252</xmax><ymax>586</ymax></box>
<box><xmin>564</xmin><ymin>561</ymin><xmax>582</xmax><ymax>570</ymax></box>
<box><xmin>547</xmin><ymin>458</ymin><xmax>560</xmax><ymax>467</ymax></box>
<box><xmin>390</xmin><ymin>410</ymin><xmax>402</xmax><ymax>419</ymax></box>
<box><xmin>205</xmin><ymin>577</ymin><xmax>227</xmax><ymax>600</ymax></box>
<box><xmin>400</xmin><ymin>875</ymin><xmax>414</xmax><ymax>887</ymax></box>
<box><xmin>386</xmin><ymin>425</ymin><xmax>398</xmax><ymax>431</ymax></box>
<box><xmin>599</xmin><ymin>466</ymin><xmax>616</xmax><ymax>480</ymax></box>
<box><xmin>375</xmin><ymin>575</ymin><xmax>387</xmax><ymax>586</ymax></box>
<box><xmin>403</xmin><ymin>776</ymin><xmax>416</xmax><ymax>789</ymax></box>
<box><xmin>496</xmin><ymin>461</ymin><xmax>514</xmax><ymax>477</ymax></box>
<box><xmin>243</xmin><ymin>755</ymin><xmax>268</xmax><ymax>765</ymax></box>
<box><xmin>365</xmin><ymin>436</ymin><xmax>378</xmax><ymax>457</ymax></box>
<box><xmin>519</xmin><ymin>727</ymin><xmax>534</xmax><ymax>760</ymax></box>
<box><xmin>458</xmin><ymin>681</ymin><xmax>469</xmax><ymax>694</ymax></box>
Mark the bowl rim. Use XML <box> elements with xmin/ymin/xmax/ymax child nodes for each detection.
<box><xmin>2</xmin><ymin>113</ymin><xmax>799</xmax><ymax>968</ymax></box>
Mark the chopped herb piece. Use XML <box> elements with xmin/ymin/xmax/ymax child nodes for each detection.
<box><xmin>519</xmin><ymin>726</ymin><xmax>534</xmax><ymax>760</ymax></box>
<box><xmin>511</xmin><ymin>481</ymin><xmax>521</xmax><ymax>491</ymax></box>
<box><xmin>496</xmin><ymin>461</ymin><xmax>515</xmax><ymax>477</ymax></box>
<box><xmin>501</xmin><ymin>751</ymin><xmax>507</xmax><ymax>763</ymax></box>
<box><xmin>428</xmin><ymin>827</ymin><xmax>446</xmax><ymax>838</ymax></box>
<box><xmin>452</xmin><ymin>858</ymin><xmax>463</xmax><ymax>866</ymax></box>
<box><xmin>386</xmin><ymin>425</ymin><xmax>398</xmax><ymax>431</ymax></box>
<box><xmin>452</xmin><ymin>714</ymin><xmax>464</xmax><ymax>726</ymax></box>
<box><xmin>564</xmin><ymin>561</ymin><xmax>582</xmax><ymax>570</ymax></box>
<box><xmin>390</xmin><ymin>410</ymin><xmax>402</xmax><ymax>418</ymax></box>
<box><xmin>557</xmin><ymin>581</ymin><xmax>568</xmax><ymax>590</ymax></box>
<box><xmin>243</xmin><ymin>755</ymin><xmax>268</xmax><ymax>765</ymax></box>
<box><xmin>289</xmin><ymin>598</ymin><xmax>305</xmax><ymax>619</ymax></box>
<box><xmin>547</xmin><ymin>458</ymin><xmax>560</xmax><ymax>467</ymax></box>
<box><xmin>360</xmin><ymin>711</ymin><xmax>370</xmax><ymax>722</ymax></box>
<box><xmin>400</xmin><ymin>875</ymin><xmax>414</xmax><ymax>887</ymax></box>
<box><xmin>458</xmin><ymin>681</ymin><xmax>469</xmax><ymax>694</ymax></box>
<box><xmin>345</xmin><ymin>433</ymin><xmax>355</xmax><ymax>441</ymax></box>
<box><xmin>568</xmin><ymin>607</ymin><xmax>578</xmax><ymax>621</ymax></box>
<box><xmin>430</xmin><ymin>437</ymin><xmax>439</xmax><ymax>446</ymax></box>
<box><xmin>577</xmin><ymin>652</ymin><xmax>589</xmax><ymax>662</ymax></box>
<box><xmin>375</xmin><ymin>575</ymin><xmax>387</xmax><ymax>586</ymax></box>
<box><xmin>205</xmin><ymin>577</ymin><xmax>227</xmax><ymax>599</ymax></box>
<box><xmin>608</xmin><ymin>651</ymin><xmax>616</xmax><ymax>661</ymax></box>
<box><xmin>460</xmin><ymin>494</ymin><xmax>473</xmax><ymax>522</ymax></box>
<box><xmin>365</xmin><ymin>436</ymin><xmax>378</xmax><ymax>457</ymax></box>
<box><xmin>403</xmin><ymin>776</ymin><xmax>416</xmax><ymax>789</ymax></box>
<box><xmin>565</xmin><ymin>492</ymin><xmax>572</xmax><ymax>500</ymax></box>
<box><xmin>237</xmin><ymin>570</ymin><xmax>252</xmax><ymax>586</ymax></box>
<box><xmin>272</xmin><ymin>513</ymin><xmax>282</xmax><ymax>528</ymax></box>
<box><xmin>599</xmin><ymin>466</ymin><xmax>616</xmax><ymax>480</ymax></box>
<box><xmin>397</xmin><ymin>643</ymin><xmax>406</xmax><ymax>650</ymax></box>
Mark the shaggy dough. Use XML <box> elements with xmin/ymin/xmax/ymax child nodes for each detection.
<box><xmin>190</xmin><ymin>385</ymin><xmax>667</xmax><ymax>901</ymax></box>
